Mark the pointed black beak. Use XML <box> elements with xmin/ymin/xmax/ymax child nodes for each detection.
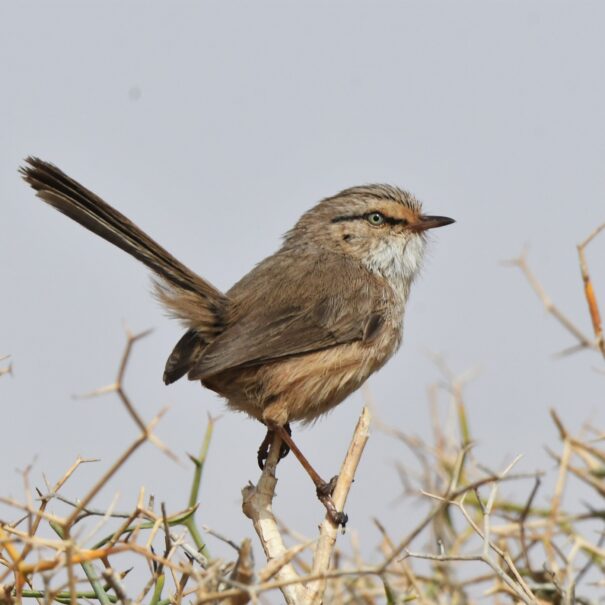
<box><xmin>416</xmin><ymin>215</ymin><xmax>455</xmax><ymax>231</ymax></box>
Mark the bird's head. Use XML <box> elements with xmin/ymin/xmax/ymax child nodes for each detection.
<box><xmin>285</xmin><ymin>184</ymin><xmax>454</xmax><ymax>297</ymax></box>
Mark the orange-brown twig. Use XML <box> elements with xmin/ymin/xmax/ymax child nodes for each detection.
<box><xmin>577</xmin><ymin>222</ymin><xmax>605</xmax><ymax>359</ymax></box>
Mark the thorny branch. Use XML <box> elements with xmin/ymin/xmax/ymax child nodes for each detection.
<box><xmin>2</xmin><ymin>222</ymin><xmax>605</xmax><ymax>604</ymax></box>
<box><xmin>577</xmin><ymin>222</ymin><xmax>605</xmax><ymax>359</ymax></box>
<box><xmin>507</xmin><ymin>221</ymin><xmax>605</xmax><ymax>361</ymax></box>
<box><xmin>241</xmin><ymin>407</ymin><xmax>371</xmax><ymax>604</ymax></box>
<box><xmin>504</xmin><ymin>249</ymin><xmax>595</xmax><ymax>354</ymax></box>
<box><xmin>242</xmin><ymin>431</ymin><xmax>307</xmax><ymax>605</ymax></box>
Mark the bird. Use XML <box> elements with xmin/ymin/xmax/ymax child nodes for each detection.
<box><xmin>20</xmin><ymin>157</ymin><xmax>454</xmax><ymax>525</ymax></box>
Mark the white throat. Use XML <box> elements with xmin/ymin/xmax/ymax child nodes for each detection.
<box><xmin>362</xmin><ymin>235</ymin><xmax>426</xmax><ymax>302</ymax></box>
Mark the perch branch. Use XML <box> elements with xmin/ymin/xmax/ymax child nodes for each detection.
<box><xmin>308</xmin><ymin>406</ymin><xmax>371</xmax><ymax>604</ymax></box>
<box><xmin>242</xmin><ymin>407</ymin><xmax>371</xmax><ymax>604</ymax></box>
<box><xmin>242</xmin><ymin>432</ymin><xmax>307</xmax><ymax>604</ymax></box>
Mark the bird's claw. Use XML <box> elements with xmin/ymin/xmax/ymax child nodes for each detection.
<box><xmin>279</xmin><ymin>441</ymin><xmax>290</xmax><ymax>460</ymax></box>
<box><xmin>257</xmin><ymin>425</ymin><xmax>292</xmax><ymax>470</ymax></box>
<box><xmin>316</xmin><ymin>475</ymin><xmax>338</xmax><ymax>498</ymax></box>
<box><xmin>316</xmin><ymin>476</ymin><xmax>347</xmax><ymax>527</ymax></box>
<box><xmin>257</xmin><ymin>433</ymin><xmax>271</xmax><ymax>470</ymax></box>
<box><xmin>331</xmin><ymin>510</ymin><xmax>348</xmax><ymax>527</ymax></box>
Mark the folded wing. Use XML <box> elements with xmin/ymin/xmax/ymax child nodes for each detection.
<box><xmin>188</xmin><ymin>252</ymin><xmax>388</xmax><ymax>380</ymax></box>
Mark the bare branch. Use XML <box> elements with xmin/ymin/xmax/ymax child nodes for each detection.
<box><xmin>505</xmin><ymin>250</ymin><xmax>595</xmax><ymax>351</ymax></box>
<box><xmin>242</xmin><ymin>432</ymin><xmax>308</xmax><ymax>605</ymax></box>
<box><xmin>577</xmin><ymin>222</ymin><xmax>605</xmax><ymax>359</ymax></box>
<box><xmin>308</xmin><ymin>406</ymin><xmax>371</xmax><ymax>604</ymax></box>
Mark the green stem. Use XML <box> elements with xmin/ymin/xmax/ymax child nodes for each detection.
<box><xmin>81</xmin><ymin>562</ymin><xmax>112</xmax><ymax>605</ymax></box>
<box><xmin>149</xmin><ymin>573</ymin><xmax>165</xmax><ymax>605</ymax></box>
<box><xmin>183</xmin><ymin>518</ymin><xmax>207</xmax><ymax>554</ymax></box>
<box><xmin>50</xmin><ymin>522</ymin><xmax>112</xmax><ymax>605</ymax></box>
<box><xmin>183</xmin><ymin>418</ymin><xmax>214</xmax><ymax>560</ymax></box>
<box><xmin>188</xmin><ymin>418</ymin><xmax>214</xmax><ymax>508</ymax></box>
<box><xmin>20</xmin><ymin>590</ymin><xmax>117</xmax><ymax>603</ymax></box>
<box><xmin>91</xmin><ymin>507</ymin><xmax>197</xmax><ymax>550</ymax></box>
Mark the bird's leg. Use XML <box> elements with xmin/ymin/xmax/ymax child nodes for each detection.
<box><xmin>270</xmin><ymin>424</ymin><xmax>348</xmax><ymax>527</ymax></box>
<box><xmin>257</xmin><ymin>423</ymin><xmax>291</xmax><ymax>470</ymax></box>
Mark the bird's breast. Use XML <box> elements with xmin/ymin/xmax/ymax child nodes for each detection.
<box><xmin>205</xmin><ymin>318</ymin><xmax>403</xmax><ymax>425</ymax></box>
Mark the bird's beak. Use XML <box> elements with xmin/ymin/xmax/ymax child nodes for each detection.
<box><xmin>415</xmin><ymin>215</ymin><xmax>456</xmax><ymax>232</ymax></box>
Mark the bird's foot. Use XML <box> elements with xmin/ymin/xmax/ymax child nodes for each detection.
<box><xmin>257</xmin><ymin>424</ymin><xmax>292</xmax><ymax>470</ymax></box>
<box><xmin>316</xmin><ymin>476</ymin><xmax>347</xmax><ymax>527</ymax></box>
<box><xmin>317</xmin><ymin>493</ymin><xmax>348</xmax><ymax>527</ymax></box>
<box><xmin>257</xmin><ymin>430</ymin><xmax>272</xmax><ymax>470</ymax></box>
<box><xmin>260</xmin><ymin>424</ymin><xmax>348</xmax><ymax>527</ymax></box>
<box><xmin>278</xmin><ymin>440</ymin><xmax>290</xmax><ymax>461</ymax></box>
<box><xmin>316</xmin><ymin>475</ymin><xmax>338</xmax><ymax>498</ymax></box>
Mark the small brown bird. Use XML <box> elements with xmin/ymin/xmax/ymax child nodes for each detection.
<box><xmin>21</xmin><ymin>157</ymin><xmax>454</xmax><ymax>525</ymax></box>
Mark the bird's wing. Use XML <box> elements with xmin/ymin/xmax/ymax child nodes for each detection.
<box><xmin>187</xmin><ymin>252</ymin><xmax>389</xmax><ymax>380</ymax></box>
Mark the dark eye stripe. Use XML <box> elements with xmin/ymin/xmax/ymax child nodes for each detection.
<box><xmin>331</xmin><ymin>212</ymin><xmax>408</xmax><ymax>226</ymax></box>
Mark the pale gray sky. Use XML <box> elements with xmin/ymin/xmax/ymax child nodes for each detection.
<box><xmin>2</xmin><ymin>0</ymin><xmax>605</xmax><ymax>592</ymax></box>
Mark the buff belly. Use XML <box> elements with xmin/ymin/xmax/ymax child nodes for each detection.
<box><xmin>202</xmin><ymin>327</ymin><xmax>401</xmax><ymax>425</ymax></box>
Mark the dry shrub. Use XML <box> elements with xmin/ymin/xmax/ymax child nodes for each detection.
<box><xmin>1</xmin><ymin>225</ymin><xmax>604</xmax><ymax>604</ymax></box>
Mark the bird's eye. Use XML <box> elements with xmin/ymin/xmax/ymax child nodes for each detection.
<box><xmin>366</xmin><ymin>212</ymin><xmax>385</xmax><ymax>226</ymax></box>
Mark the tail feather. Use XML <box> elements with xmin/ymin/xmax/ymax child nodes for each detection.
<box><xmin>20</xmin><ymin>157</ymin><xmax>228</xmax><ymax>335</ymax></box>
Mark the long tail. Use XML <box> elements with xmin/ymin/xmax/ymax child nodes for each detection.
<box><xmin>20</xmin><ymin>157</ymin><xmax>228</xmax><ymax>341</ymax></box>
